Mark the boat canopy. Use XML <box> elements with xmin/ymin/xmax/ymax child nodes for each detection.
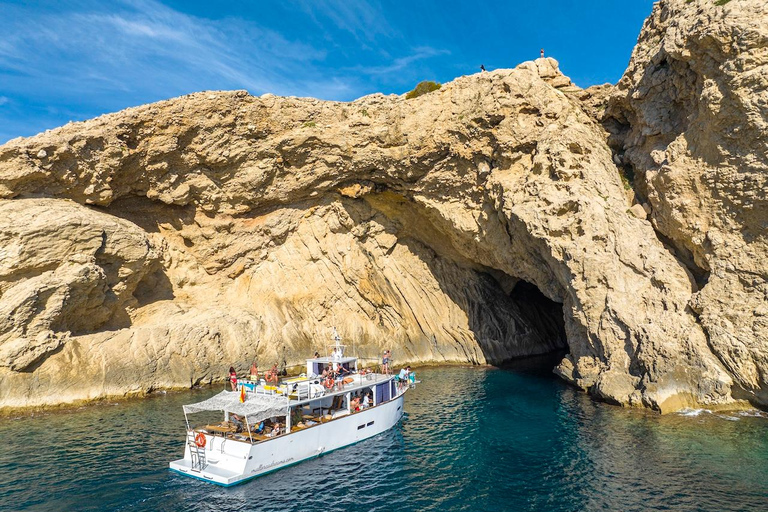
<box><xmin>183</xmin><ymin>391</ymin><xmax>288</xmax><ymax>423</ymax></box>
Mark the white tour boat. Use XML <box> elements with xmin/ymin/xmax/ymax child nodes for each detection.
<box><xmin>169</xmin><ymin>333</ymin><xmax>415</xmax><ymax>486</ymax></box>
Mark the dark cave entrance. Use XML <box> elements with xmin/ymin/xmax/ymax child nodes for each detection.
<box><xmin>508</xmin><ymin>280</ymin><xmax>567</xmax><ymax>349</ymax></box>
<box><xmin>503</xmin><ymin>279</ymin><xmax>568</xmax><ymax>370</ymax></box>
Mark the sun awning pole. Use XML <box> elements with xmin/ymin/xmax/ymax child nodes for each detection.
<box><xmin>245</xmin><ymin>414</ymin><xmax>252</xmax><ymax>442</ymax></box>
<box><xmin>285</xmin><ymin>395</ymin><xmax>291</xmax><ymax>433</ymax></box>
<box><xmin>184</xmin><ymin>410</ymin><xmax>190</xmax><ymax>432</ymax></box>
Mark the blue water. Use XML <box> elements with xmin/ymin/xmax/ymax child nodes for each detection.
<box><xmin>2</xmin><ymin>362</ymin><xmax>767</xmax><ymax>512</ymax></box>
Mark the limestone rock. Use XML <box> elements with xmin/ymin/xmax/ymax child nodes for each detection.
<box><xmin>0</xmin><ymin>199</ymin><xmax>162</xmax><ymax>371</ymax></box>
<box><xmin>606</xmin><ymin>0</ymin><xmax>768</xmax><ymax>406</ymax></box>
<box><xmin>629</xmin><ymin>204</ymin><xmax>647</xmax><ymax>220</ymax></box>
<box><xmin>0</xmin><ymin>3</ymin><xmax>762</xmax><ymax>412</ymax></box>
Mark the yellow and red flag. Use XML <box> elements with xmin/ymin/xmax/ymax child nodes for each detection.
<box><xmin>239</xmin><ymin>385</ymin><xmax>246</xmax><ymax>403</ymax></box>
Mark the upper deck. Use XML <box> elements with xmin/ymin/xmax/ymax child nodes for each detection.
<box><xmin>240</xmin><ymin>369</ymin><xmax>395</xmax><ymax>407</ymax></box>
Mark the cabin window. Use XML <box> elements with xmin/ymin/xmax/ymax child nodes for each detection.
<box><xmin>366</xmin><ymin>421</ymin><xmax>374</xmax><ymax>427</ymax></box>
<box><xmin>357</xmin><ymin>424</ymin><xmax>365</xmax><ymax>430</ymax></box>
<box><xmin>376</xmin><ymin>382</ymin><xmax>391</xmax><ymax>403</ymax></box>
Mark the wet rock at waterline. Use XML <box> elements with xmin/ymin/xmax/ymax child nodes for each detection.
<box><xmin>0</xmin><ymin>0</ymin><xmax>765</xmax><ymax>413</ymax></box>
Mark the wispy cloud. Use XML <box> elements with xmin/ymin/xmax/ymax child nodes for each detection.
<box><xmin>0</xmin><ymin>0</ymin><xmax>451</xmax><ymax>142</ymax></box>
<box><xmin>297</xmin><ymin>0</ymin><xmax>394</xmax><ymax>46</ymax></box>
<box><xmin>352</xmin><ymin>47</ymin><xmax>450</xmax><ymax>75</ymax></box>
<box><xmin>0</xmin><ymin>0</ymin><xmax>333</xmax><ymax>99</ymax></box>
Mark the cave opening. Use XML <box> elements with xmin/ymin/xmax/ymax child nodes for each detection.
<box><xmin>504</xmin><ymin>279</ymin><xmax>568</xmax><ymax>370</ymax></box>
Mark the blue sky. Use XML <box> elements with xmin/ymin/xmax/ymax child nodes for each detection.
<box><xmin>0</xmin><ymin>0</ymin><xmax>655</xmax><ymax>143</ymax></box>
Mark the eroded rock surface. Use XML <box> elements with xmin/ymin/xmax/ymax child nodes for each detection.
<box><xmin>607</xmin><ymin>0</ymin><xmax>768</xmax><ymax>406</ymax></box>
<box><xmin>0</xmin><ymin>0</ymin><xmax>764</xmax><ymax>412</ymax></box>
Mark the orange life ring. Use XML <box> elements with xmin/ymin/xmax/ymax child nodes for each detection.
<box><xmin>324</xmin><ymin>376</ymin><xmax>334</xmax><ymax>389</ymax></box>
<box><xmin>194</xmin><ymin>432</ymin><xmax>206</xmax><ymax>448</ymax></box>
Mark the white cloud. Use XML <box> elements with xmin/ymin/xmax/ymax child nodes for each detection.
<box><xmin>0</xmin><ymin>0</ymin><xmax>451</xmax><ymax>142</ymax></box>
<box><xmin>0</xmin><ymin>0</ymin><xmax>339</xmax><ymax>101</ymax></box>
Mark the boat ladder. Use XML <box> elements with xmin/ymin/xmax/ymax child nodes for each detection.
<box><xmin>187</xmin><ymin>432</ymin><xmax>208</xmax><ymax>471</ymax></box>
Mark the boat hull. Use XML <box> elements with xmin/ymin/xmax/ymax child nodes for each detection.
<box><xmin>169</xmin><ymin>391</ymin><xmax>406</xmax><ymax>486</ymax></box>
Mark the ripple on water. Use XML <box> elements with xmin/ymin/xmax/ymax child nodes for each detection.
<box><xmin>1</xmin><ymin>366</ymin><xmax>768</xmax><ymax>512</ymax></box>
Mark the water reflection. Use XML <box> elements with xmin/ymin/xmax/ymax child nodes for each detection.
<box><xmin>1</xmin><ymin>366</ymin><xmax>766</xmax><ymax>512</ymax></box>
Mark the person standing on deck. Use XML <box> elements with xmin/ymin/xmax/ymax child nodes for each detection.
<box><xmin>249</xmin><ymin>361</ymin><xmax>258</xmax><ymax>381</ymax></box>
<box><xmin>229</xmin><ymin>366</ymin><xmax>238</xmax><ymax>391</ymax></box>
<box><xmin>382</xmin><ymin>350</ymin><xmax>391</xmax><ymax>375</ymax></box>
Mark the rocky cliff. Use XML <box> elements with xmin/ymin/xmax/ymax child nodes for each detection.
<box><xmin>0</xmin><ymin>0</ymin><xmax>765</xmax><ymax>413</ymax></box>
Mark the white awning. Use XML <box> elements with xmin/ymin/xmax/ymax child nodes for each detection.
<box><xmin>183</xmin><ymin>391</ymin><xmax>289</xmax><ymax>423</ymax></box>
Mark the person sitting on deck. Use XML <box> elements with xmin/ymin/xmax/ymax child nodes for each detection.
<box><xmin>351</xmin><ymin>395</ymin><xmax>361</xmax><ymax>412</ymax></box>
<box><xmin>249</xmin><ymin>421</ymin><xmax>265</xmax><ymax>434</ymax></box>
<box><xmin>268</xmin><ymin>422</ymin><xmax>282</xmax><ymax>437</ymax></box>
<box><xmin>230</xmin><ymin>414</ymin><xmax>244</xmax><ymax>433</ymax></box>
<box><xmin>265</xmin><ymin>364</ymin><xmax>279</xmax><ymax>384</ymax></box>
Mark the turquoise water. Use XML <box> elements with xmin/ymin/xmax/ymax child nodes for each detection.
<box><xmin>2</xmin><ymin>362</ymin><xmax>767</xmax><ymax>511</ymax></box>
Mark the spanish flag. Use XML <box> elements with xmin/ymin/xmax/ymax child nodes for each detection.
<box><xmin>240</xmin><ymin>385</ymin><xmax>246</xmax><ymax>403</ymax></box>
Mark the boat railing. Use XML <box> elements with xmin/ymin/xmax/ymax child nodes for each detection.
<box><xmin>240</xmin><ymin>369</ymin><xmax>390</xmax><ymax>401</ymax></box>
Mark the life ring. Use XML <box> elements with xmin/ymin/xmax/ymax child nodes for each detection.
<box><xmin>194</xmin><ymin>432</ymin><xmax>206</xmax><ymax>448</ymax></box>
<box><xmin>323</xmin><ymin>376</ymin><xmax>334</xmax><ymax>389</ymax></box>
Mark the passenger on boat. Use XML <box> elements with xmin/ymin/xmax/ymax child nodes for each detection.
<box><xmin>382</xmin><ymin>350</ymin><xmax>391</xmax><ymax>374</ymax></box>
<box><xmin>398</xmin><ymin>367</ymin><xmax>412</xmax><ymax>390</ymax></box>
<box><xmin>231</xmin><ymin>414</ymin><xmax>244</xmax><ymax>433</ymax></box>
<box><xmin>229</xmin><ymin>366</ymin><xmax>238</xmax><ymax>391</ymax></box>
<box><xmin>268</xmin><ymin>422</ymin><xmax>282</xmax><ymax>437</ymax></box>
<box><xmin>250</xmin><ymin>421</ymin><xmax>265</xmax><ymax>434</ymax></box>
<box><xmin>265</xmin><ymin>364</ymin><xmax>279</xmax><ymax>384</ymax></box>
<box><xmin>249</xmin><ymin>361</ymin><xmax>258</xmax><ymax>381</ymax></box>
<box><xmin>362</xmin><ymin>392</ymin><xmax>370</xmax><ymax>409</ymax></box>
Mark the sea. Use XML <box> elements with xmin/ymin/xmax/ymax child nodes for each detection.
<box><xmin>1</xmin><ymin>359</ymin><xmax>767</xmax><ymax>512</ymax></box>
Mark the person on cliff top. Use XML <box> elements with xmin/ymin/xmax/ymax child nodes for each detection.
<box><xmin>540</xmin><ymin>48</ymin><xmax>544</xmax><ymax>58</ymax></box>
<box><xmin>229</xmin><ymin>366</ymin><xmax>237</xmax><ymax>391</ymax></box>
<box><xmin>480</xmin><ymin>64</ymin><xmax>486</xmax><ymax>72</ymax></box>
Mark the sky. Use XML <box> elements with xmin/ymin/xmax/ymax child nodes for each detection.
<box><xmin>0</xmin><ymin>0</ymin><xmax>656</xmax><ymax>144</ymax></box>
